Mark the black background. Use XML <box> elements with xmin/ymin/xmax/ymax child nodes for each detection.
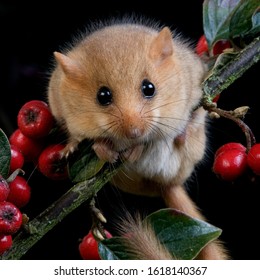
<box><xmin>0</xmin><ymin>0</ymin><xmax>260</xmax><ymax>260</ymax></box>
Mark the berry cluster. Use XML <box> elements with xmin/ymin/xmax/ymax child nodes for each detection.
<box><xmin>0</xmin><ymin>178</ymin><xmax>24</xmax><ymax>255</ymax></box>
<box><xmin>0</xmin><ymin>99</ymin><xmax>69</xmax><ymax>255</ymax></box>
<box><xmin>9</xmin><ymin>100</ymin><xmax>68</xmax><ymax>181</ymax></box>
<box><xmin>213</xmin><ymin>142</ymin><xmax>260</xmax><ymax>181</ymax></box>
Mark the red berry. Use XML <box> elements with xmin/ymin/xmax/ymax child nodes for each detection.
<box><xmin>213</xmin><ymin>149</ymin><xmax>248</xmax><ymax>181</ymax></box>
<box><xmin>7</xmin><ymin>176</ymin><xmax>31</xmax><ymax>208</ymax></box>
<box><xmin>9</xmin><ymin>129</ymin><xmax>44</xmax><ymax>162</ymax></box>
<box><xmin>0</xmin><ymin>177</ymin><xmax>10</xmax><ymax>203</ymax></box>
<box><xmin>0</xmin><ymin>234</ymin><xmax>12</xmax><ymax>255</ymax></box>
<box><xmin>79</xmin><ymin>230</ymin><xmax>112</xmax><ymax>260</ymax></box>
<box><xmin>37</xmin><ymin>144</ymin><xmax>68</xmax><ymax>180</ymax></box>
<box><xmin>17</xmin><ymin>99</ymin><xmax>54</xmax><ymax>139</ymax></box>
<box><xmin>247</xmin><ymin>143</ymin><xmax>260</xmax><ymax>175</ymax></box>
<box><xmin>20</xmin><ymin>100</ymin><xmax>49</xmax><ymax>109</ymax></box>
<box><xmin>9</xmin><ymin>145</ymin><xmax>25</xmax><ymax>174</ymax></box>
<box><xmin>196</xmin><ymin>34</ymin><xmax>209</xmax><ymax>56</ymax></box>
<box><xmin>215</xmin><ymin>142</ymin><xmax>246</xmax><ymax>159</ymax></box>
<box><xmin>212</xmin><ymin>40</ymin><xmax>231</xmax><ymax>56</ymax></box>
<box><xmin>0</xmin><ymin>201</ymin><xmax>23</xmax><ymax>235</ymax></box>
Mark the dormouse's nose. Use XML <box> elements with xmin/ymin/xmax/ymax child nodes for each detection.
<box><xmin>121</xmin><ymin>110</ymin><xmax>145</xmax><ymax>139</ymax></box>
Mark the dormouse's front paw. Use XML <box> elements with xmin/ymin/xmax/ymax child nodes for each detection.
<box><xmin>60</xmin><ymin>140</ymin><xmax>79</xmax><ymax>159</ymax></box>
<box><xmin>92</xmin><ymin>139</ymin><xmax>119</xmax><ymax>163</ymax></box>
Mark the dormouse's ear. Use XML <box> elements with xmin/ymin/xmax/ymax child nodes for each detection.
<box><xmin>149</xmin><ymin>27</ymin><xmax>173</xmax><ymax>64</ymax></box>
<box><xmin>54</xmin><ymin>51</ymin><xmax>82</xmax><ymax>78</ymax></box>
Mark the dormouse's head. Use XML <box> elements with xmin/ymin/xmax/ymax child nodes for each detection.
<box><xmin>50</xmin><ymin>22</ymin><xmax>205</xmax><ymax>150</ymax></box>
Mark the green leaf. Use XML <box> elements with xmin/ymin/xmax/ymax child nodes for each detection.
<box><xmin>99</xmin><ymin>208</ymin><xmax>222</xmax><ymax>260</ymax></box>
<box><xmin>145</xmin><ymin>209</ymin><xmax>222</xmax><ymax>260</ymax></box>
<box><xmin>0</xmin><ymin>128</ymin><xmax>11</xmax><ymax>178</ymax></box>
<box><xmin>249</xmin><ymin>8</ymin><xmax>260</xmax><ymax>36</ymax></box>
<box><xmin>203</xmin><ymin>0</ymin><xmax>260</xmax><ymax>49</ymax></box>
<box><xmin>229</xmin><ymin>1</ymin><xmax>260</xmax><ymax>39</ymax></box>
<box><xmin>203</xmin><ymin>0</ymin><xmax>241</xmax><ymax>48</ymax></box>
<box><xmin>68</xmin><ymin>140</ymin><xmax>106</xmax><ymax>183</ymax></box>
<box><xmin>99</xmin><ymin>237</ymin><xmax>129</xmax><ymax>260</ymax></box>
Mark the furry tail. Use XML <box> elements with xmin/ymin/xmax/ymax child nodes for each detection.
<box><xmin>114</xmin><ymin>184</ymin><xmax>230</xmax><ymax>260</ymax></box>
<box><xmin>117</xmin><ymin>213</ymin><xmax>174</xmax><ymax>260</ymax></box>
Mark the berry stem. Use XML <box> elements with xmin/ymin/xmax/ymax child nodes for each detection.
<box><xmin>204</xmin><ymin>104</ymin><xmax>256</xmax><ymax>152</ymax></box>
<box><xmin>6</xmin><ymin>169</ymin><xmax>25</xmax><ymax>183</ymax></box>
<box><xmin>89</xmin><ymin>198</ymin><xmax>107</xmax><ymax>240</ymax></box>
<box><xmin>201</xmin><ymin>36</ymin><xmax>260</xmax><ymax>152</ymax></box>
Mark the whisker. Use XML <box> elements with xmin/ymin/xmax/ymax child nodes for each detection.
<box><xmin>146</xmin><ymin>119</ymin><xmax>206</xmax><ymax>152</ymax></box>
<box><xmin>146</xmin><ymin>123</ymin><xmax>172</xmax><ymax>152</ymax></box>
<box><xmin>140</xmin><ymin>98</ymin><xmax>150</xmax><ymax>114</ymax></box>
<box><xmin>113</xmin><ymin>103</ymin><xmax>123</xmax><ymax>118</ymax></box>
<box><xmin>144</xmin><ymin>97</ymin><xmax>201</xmax><ymax>114</ymax></box>
<box><xmin>79</xmin><ymin>103</ymin><xmax>121</xmax><ymax>119</ymax></box>
<box><xmin>98</xmin><ymin>120</ymin><xmax>118</xmax><ymax>132</ymax></box>
<box><xmin>148</xmin><ymin>119</ymin><xmax>184</xmax><ymax>136</ymax></box>
<box><xmin>145</xmin><ymin>115</ymin><xmax>206</xmax><ymax>127</ymax></box>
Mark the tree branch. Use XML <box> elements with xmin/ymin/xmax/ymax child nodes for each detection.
<box><xmin>202</xmin><ymin>36</ymin><xmax>260</xmax><ymax>105</ymax></box>
<box><xmin>202</xmin><ymin>36</ymin><xmax>260</xmax><ymax>150</ymax></box>
<box><xmin>0</xmin><ymin>166</ymin><xmax>118</xmax><ymax>260</ymax></box>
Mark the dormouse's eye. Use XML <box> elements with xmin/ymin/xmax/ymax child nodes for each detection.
<box><xmin>97</xmin><ymin>86</ymin><xmax>113</xmax><ymax>106</ymax></box>
<box><xmin>141</xmin><ymin>79</ymin><xmax>156</xmax><ymax>98</ymax></box>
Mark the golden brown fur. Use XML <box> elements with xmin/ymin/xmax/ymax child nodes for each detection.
<box><xmin>118</xmin><ymin>213</ymin><xmax>174</xmax><ymax>260</ymax></box>
<box><xmin>47</xmin><ymin>18</ymin><xmax>228</xmax><ymax>259</ymax></box>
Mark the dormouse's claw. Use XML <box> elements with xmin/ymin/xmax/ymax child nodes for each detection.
<box><xmin>60</xmin><ymin>141</ymin><xmax>79</xmax><ymax>159</ymax></box>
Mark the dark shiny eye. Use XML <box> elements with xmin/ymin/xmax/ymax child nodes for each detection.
<box><xmin>97</xmin><ymin>86</ymin><xmax>113</xmax><ymax>106</ymax></box>
<box><xmin>141</xmin><ymin>79</ymin><xmax>156</xmax><ymax>98</ymax></box>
